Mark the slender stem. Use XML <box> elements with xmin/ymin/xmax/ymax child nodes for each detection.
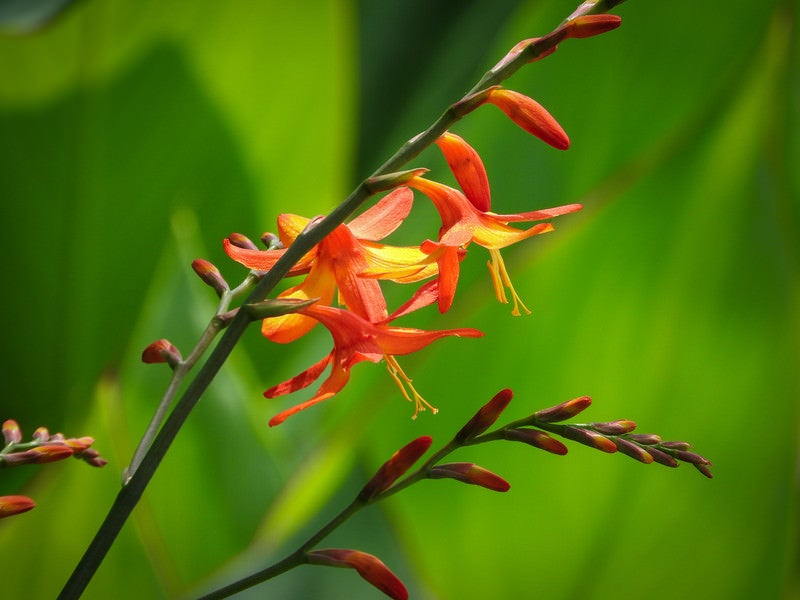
<box><xmin>58</xmin><ymin>2</ymin><xmax>627</xmax><ymax>597</ymax></box>
<box><xmin>125</xmin><ymin>272</ymin><xmax>260</xmax><ymax>480</ymax></box>
<box><xmin>198</xmin><ymin>436</ymin><xmax>464</xmax><ymax>599</ymax></box>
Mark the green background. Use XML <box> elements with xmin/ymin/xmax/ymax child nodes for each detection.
<box><xmin>1</xmin><ymin>0</ymin><xmax>797</xmax><ymax>598</ymax></box>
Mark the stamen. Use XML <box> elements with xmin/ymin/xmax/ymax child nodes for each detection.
<box><xmin>487</xmin><ymin>248</ymin><xmax>531</xmax><ymax>316</ymax></box>
<box><xmin>384</xmin><ymin>355</ymin><xmax>438</xmax><ymax>419</ymax></box>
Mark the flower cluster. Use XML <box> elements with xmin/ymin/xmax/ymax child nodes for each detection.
<box><xmin>136</xmin><ymin>15</ymin><xmax>624</xmax><ymax>429</ymax></box>
<box><xmin>219</xmin><ymin>388</ymin><xmax>710</xmax><ymax>600</ymax></box>
<box><xmin>0</xmin><ymin>419</ymin><xmax>107</xmax><ymax>519</ymax></box>
<box><xmin>216</xmin><ymin>83</ymin><xmax>605</xmax><ymax>425</ymax></box>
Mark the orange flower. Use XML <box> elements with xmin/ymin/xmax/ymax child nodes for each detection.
<box><xmin>264</xmin><ymin>303</ymin><xmax>483</xmax><ymax>426</ymax></box>
<box><xmin>225</xmin><ymin>188</ymin><xmax>438</xmax><ymax>343</ymax></box>
<box><xmin>407</xmin><ymin>171</ymin><xmax>581</xmax><ymax>315</ymax></box>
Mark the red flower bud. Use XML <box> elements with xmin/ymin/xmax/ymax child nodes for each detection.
<box><xmin>191</xmin><ymin>258</ymin><xmax>229</xmax><ymax>296</ymax></box>
<box><xmin>455</xmin><ymin>388</ymin><xmax>513</xmax><ymax>442</ymax></box>
<box><xmin>429</xmin><ymin>462</ymin><xmax>510</xmax><ymax>492</ymax></box>
<box><xmin>565</xmin><ymin>14</ymin><xmax>622</xmax><ymax>39</ymax></box>
<box><xmin>534</xmin><ymin>396</ymin><xmax>592</xmax><ymax>423</ymax></box>
<box><xmin>307</xmin><ymin>549</ymin><xmax>408</xmax><ymax>600</ymax></box>
<box><xmin>32</xmin><ymin>427</ymin><xmax>50</xmax><ymax>442</ymax></box>
<box><xmin>484</xmin><ymin>87</ymin><xmax>570</xmax><ymax>150</ymax></box>
<box><xmin>612</xmin><ymin>437</ymin><xmax>654</xmax><ymax>464</ymax></box>
<box><xmin>358</xmin><ymin>436</ymin><xmax>433</xmax><ymax>501</ymax></box>
<box><xmin>591</xmin><ymin>420</ymin><xmax>637</xmax><ymax>435</ymax></box>
<box><xmin>2</xmin><ymin>419</ymin><xmax>21</xmax><ymax>445</ymax></box>
<box><xmin>504</xmin><ymin>428</ymin><xmax>568</xmax><ymax>455</ymax></box>
<box><xmin>141</xmin><ymin>339</ymin><xmax>182</xmax><ymax>368</ymax></box>
<box><xmin>227</xmin><ymin>232</ymin><xmax>259</xmax><ymax>250</ymax></box>
<box><xmin>0</xmin><ymin>495</ymin><xmax>36</xmax><ymax>519</ymax></box>
<box><xmin>561</xmin><ymin>426</ymin><xmax>617</xmax><ymax>453</ymax></box>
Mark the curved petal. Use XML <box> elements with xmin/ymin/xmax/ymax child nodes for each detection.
<box><xmin>435</xmin><ymin>132</ymin><xmax>491</xmax><ymax>212</ymax></box>
<box><xmin>491</xmin><ymin>202</ymin><xmax>582</xmax><ymax>222</ymax></box>
<box><xmin>470</xmin><ymin>218</ymin><xmax>554</xmax><ymax>250</ymax></box>
<box><xmin>223</xmin><ymin>238</ymin><xmax>314</xmax><ymax>274</ymax></box>
<box><xmin>347</xmin><ymin>187</ymin><xmax>414</xmax><ymax>240</ymax></box>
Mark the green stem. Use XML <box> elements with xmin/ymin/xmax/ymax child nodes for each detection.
<box><xmin>57</xmin><ymin>2</ymin><xmax>627</xmax><ymax>598</ymax></box>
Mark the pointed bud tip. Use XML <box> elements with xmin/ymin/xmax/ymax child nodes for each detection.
<box><xmin>455</xmin><ymin>388</ymin><xmax>513</xmax><ymax>442</ymax></box>
<box><xmin>0</xmin><ymin>495</ymin><xmax>36</xmax><ymax>519</ymax></box>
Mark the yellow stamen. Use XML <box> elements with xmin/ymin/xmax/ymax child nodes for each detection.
<box><xmin>384</xmin><ymin>354</ymin><xmax>438</xmax><ymax>419</ymax></box>
<box><xmin>487</xmin><ymin>248</ymin><xmax>532</xmax><ymax>316</ymax></box>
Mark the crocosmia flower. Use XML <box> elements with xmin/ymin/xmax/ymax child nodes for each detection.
<box><xmin>264</xmin><ymin>303</ymin><xmax>483</xmax><ymax>426</ymax></box>
<box><xmin>225</xmin><ymin>188</ymin><xmax>437</xmax><ymax>343</ymax></box>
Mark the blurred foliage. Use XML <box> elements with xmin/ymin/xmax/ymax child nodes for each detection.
<box><xmin>0</xmin><ymin>0</ymin><xmax>797</xmax><ymax>599</ymax></box>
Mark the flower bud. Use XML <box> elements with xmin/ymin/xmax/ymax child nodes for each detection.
<box><xmin>307</xmin><ymin>549</ymin><xmax>408</xmax><ymax>600</ymax></box>
<box><xmin>141</xmin><ymin>339</ymin><xmax>182</xmax><ymax>368</ymax></box>
<box><xmin>28</xmin><ymin>444</ymin><xmax>75</xmax><ymax>464</ymax></box>
<box><xmin>0</xmin><ymin>495</ymin><xmax>36</xmax><ymax>519</ymax></box>
<box><xmin>2</xmin><ymin>419</ymin><xmax>21</xmax><ymax>445</ymax></box>
<box><xmin>626</xmin><ymin>433</ymin><xmax>662</xmax><ymax>445</ymax></box>
<box><xmin>565</xmin><ymin>14</ymin><xmax>622</xmax><ymax>39</ymax></box>
<box><xmin>455</xmin><ymin>388</ymin><xmax>513</xmax><ymax>442</ymax></box>
<box><xmin>358</xmin><ymin>436</ymin><xmax>433</xmax><ymax>502</ymax></box>
<box><xmin>612</xmin><ymin>437</ymin><xmax>654</xmax><ymax>464</ymax></box>
<box><xmin>693</xmin><ymin>463</ymin><xmax>713</xmax><ymax>479</ymax></box>
<box><xmin>484</xmin><ymin>87</ymin><xmax>570</xmax><ymax>150</ymax></box>
<box><xmin>534</xmin><ymin>396</ymin><xmax>592</xmax><ymax>423</ymax></box>
<box><xmin>673</xmin><ymin>450</ymin><xmax>712</xmax><ymax>466</ymax></box>
<box><xmin>503</xmin><ymin>428</ymin><xmax>568</xmax><ymax>455</ymax></box>
<box><xmin>660</xmin><ymin>441</ymin><xmax>692</xmax><ymax>451</ymax></box>
<box><xmin>561</xmin><ymin>426</ymin><xmax>617</xmax><ymax>453</ymax></box>
<box><xmin>646</xmin><ymin>446</ymin><xmax>679</xmax><ymax>468</ymax></box>
<box><xmin>191</xmin><ymin>259</ymin><xmax>229</xmax><ymax>296</ymax></box>
<box><xmin>591</xmin><ymin>420</ymin><xmax>637</xmax><ymax>435</ymax></box>
<box><xmin>429</xmin><ymin>462</ymin><xmax>510</xmax><ymax>492</ymax></box>
<box><xmin>260</xmin><ymin>232</ymin><xmax>283</xmax><ymax>250</ymax></box>
<box><xmin>64</xmin><ymin>436</ymin><xmax>94</xmax><ymax>452</ymax></box>
<box><xmin>32</xmin><ymin>427</ymin><xmax>50</xmax><ymax>442</ymax></box>
<box><xmin>227</xmin><ymin>232</ymin><xmax>259</xmax><ymax>250</ymax></box>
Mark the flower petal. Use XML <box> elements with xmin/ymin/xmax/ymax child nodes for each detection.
<box><xmin>435</xmin><ymin>132</ymin><xmax>492</xmax><ymax>211</ymax></box>
<box><xmin>347</xmin><ymin>187</ymin><xmax>414</xmax><ymax>240</ymax></box>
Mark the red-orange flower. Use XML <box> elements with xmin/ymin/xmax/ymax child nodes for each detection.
<box><xmin>225</xmin><ymin>188</ymin><xmax>438</xmax><ymax>342</ymax></box>
<box><xmin>265</xmin><ymin>303</ymin><xmax>483</xmax><ymax>426</ymax></box>
<box><xmin>407</xmin><ymin>170</ymin><xmax>581</xmax><ymax>315</ymax></box>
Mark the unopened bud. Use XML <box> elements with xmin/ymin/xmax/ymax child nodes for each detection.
<box><xmin>429</xmin><ymin>462</ymin><xmax>510</xmax><ymax>492</ymax></box>
<box><xmin>646</xmin><ymin>446</ymin><xmax>679</xmax><ymax>468</ymax></box>
<box><xmin>141</xmin><ymin>339</ymin><xmax>182</xmax><ymax>369</ymax></box>
<box><xmin>673</xmin><ymin>450</ymin><xmax>712</xmax><ymax>466</ymax></box>
<box><xmin>307</xmin><ymin>549</ymin><xmax>408</xmax><ymax>600</ymax></box>
<box><xmin>191</xmin><ymin>259</ymin><xmax>229</xmax><ymax>296</ymax></box>
<box><xmin>28</xmin><ymin>444</ymin><xmax>74</xmax><ymax>464</ymax></box>
<box><xmin>565</xmin><ymin>14</ymin><xmax>622</xmax><ymax>39</ymax></box>
<box><xmin>32</xmin><ymin>427</ymin><xmax>50</xmax><ymax>442</ymax></box>
<box><xmin>694</xmin><ymin>463</ymin><xmax>713</xmax><ymax>479</ymax></box>
<box><xmin>455</xmin><ymin>388</ymin><xmax>513</xmax><ymax>442</ymax></box>
<box><xmin>612</xmin><ymin>437</ymin><xmax>654</xmax><ymax>464</ymax></box>
<box><xmin>626</xmin><ymin>433</ymin><xmax>662</xmax><ymax>445</ymax></box>
<box><xmin>591</xmin><ymin>420</ymin><xmax>637</xmax><ymax>435</ymax></box>
<box><xmin>227</xmin><ymin>232</ymin><xmax>259</xmax><ymax>250</ymax></box>
<box><xmin>561</xmin><ymin>426</ymin><xmax>617</xmax><ymax>453</ymax></box>
<box><xmin>504</xmin><ymin>428</ymin><xmax>568</xmax><ymax>455</ymax></box>
<box><xmin>0</xmin><ymin>495</ymin><xmax>36</xmax><ymax>519</ymax></box>
<box><xmin>534</xmin><ymin>396</ymin><xmax>592</xmax><ymax>423</ymax></box>
<box><xmin>484</xmin><ymin>87</ymin><xmax>570</xmax><ymax>150</ymax></box>
<box><xmin>660</xmin><ymin>441</ymin><xmax>692</xmax><ymax>451</ymax></box>
<box><xmin>2</xmin><ymin>419</ymin><xmax>21</xmax><ymax>445</ymax></box>
<box><xmin>64</xmin><ymin>437</ymin><xmax>94</xmax><ymax>452</ymax></box>
<box><xmin>260</xmin><ymin>232</ymin><xmax>283</xmax><ymax>250</ymax></box>
<box><xmin>359</xmin><ymin>436</ymin><xmax>433</xmax><ymax>502</ymax></box>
